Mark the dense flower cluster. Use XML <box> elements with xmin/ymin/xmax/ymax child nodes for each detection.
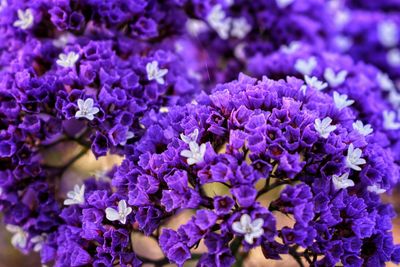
<box><xmin>1</xmin><ymin>1</ymin><xmax>400</xmax><ymax>267</ymax></box>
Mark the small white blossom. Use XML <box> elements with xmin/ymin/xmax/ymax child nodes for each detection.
<box><xmin>275</xmin><ymin>0</ymin><xmax>294</xmax><ymax>9</ymax></box>
<box><xmin>186</xmin><ymin>19</ymin><xmax>208</xmax><ymax>37</ymax></box>
<box><xmin>53</xmin><ymin>33</ymin><xmax>75</xmax><ymax>48</ymax></box>
<box><xmin>207</xmin><ymin>5</ymin><xmax>231</xmax><ymax>40</ymax></box>
<box><xmin>367</xmin><ymin>184</ymin><xmax>386</xmax><ymax>194</ymax></box>
<box><xmin>324</xmin><ymin>68</ymin><xmax>348</xmax><ymax>87</ymax></box>
<box><xmin>232</xmin><ymin>214</ymin><xmax>264</xmax><ymax>245</ymax></box>
<box><xmin>332</xmin><ymin>172</ymin><xmax>354</xmax><ymax>190</ymax></box>
<box><xmin>346</xmin><ymin>144</ymin><xmax>366</xmax><ymax>171</ymax></box>
<box><xmin>377</xmin><ymin>72</ymin><xmax>395</xmax><ymax>92</ymax></box>
<box><xmin>0</xmin><ymin>0</ymin><xmax>8</xmax><ymax>11</ymax></box>
<box><xmin>334</xmin><ymin>10</ymin><xmax>350</xmax><ymax>28</ymax></box>
<box><xmin>146</xmin><ymin>61</ymin><xmax>168</xmax><ymax>84</ymax></box>
<box><xmin>304</xmin><ymin>75</ymin><xmax>328</xmax><ymax>91</ymax></box>
<box><xmin>56</xmin><ymin>51</ymin><xmax>79</xmax><ymax>68</ymax></box>
<box><xmin>105</xmin><ymin>200</ymin><xmax>132</xmax><ymax>224</ymax></box>
<box><xmin>234</xmin><ymin>43</ymin><xmax>247</xmax><ymax>61</ymax></box>
<box><xmin>6</xmin><ymin>225</ymin><xmax>27</xmax><ymax>249</ymax></box>
<box><xmin>231</xmin><ymin>18</ymin><xmax>251</xmax><ymax>39</ymax></box>
<box><xmin>333</xmin><ymin>91</ymin><xmax>354</xmax><ymax>110</ymax></box>
<box><xmin>119</xmin><ymin>131</ymin><xmax>134</xmax><ymax>146</ymax></box>
<box><xmin>388</xmin><ymin>91</ymin><xmax>400</xmax><ymax>107</ymax></box>
<box><xmin>180</xmin><ymin>141</ymin><xmax>206</xmax><ymax>165</ymax></box>
<box><xmin>294</xmin><ymin>57</ymin><xmax>317</xmax><ymax>76</ymax></box>
<box><xmin>13</xmin><ymin>9</ymin><xmax>34</xmax><ymax>30</ymax></box>
<box><xmin>280</xmin><ymin>41</ymin><xmax>301</xmax><ymax>54</ymax></box>
<box><xmin>75</xmin><ymin>98</ymin><xmax>99</xmax><ymax>121</ymax></box>
<box><xmin>383</xmin><ymin>110</ymin><xmax>400</xmax><ymax>130</ymax></box>
<box><xmin>334</xmin><ymin>35</ymin><xmax>353</xmax><ymax>52</ymax></box>
<box><xmin>180</xmin><ymin>129</ymin><xmax>199</xmax><ymax>144</ymax></box>
<box><xmin>64</xmin><ymin>184</ymin><xmax>85</xmax><ymax>206</ymax></box>
<box><xmin>377</xmin><ymin>21</ymin><xmax>398</xmax><ymax>48</ymax></box>
<box><xmin>314</xmin><ymin>117</ymin><xmax>337</xmax><ymax>138</ymax></box>
<box><xmin>31</xmin><ymin>235</ymin><xmax>46</xmax><ymax>252</ymax></box>
<box><xmin>387</xmin><ymin>48</ymin><xmax>400</xmax><ymax>67</ymax></box>
<box><xmin>352</xmin><ymin>120</ymin><xmax>373</xmax><ymax>136</ymax></box>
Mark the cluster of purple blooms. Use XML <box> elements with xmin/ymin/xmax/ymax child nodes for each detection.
<box><xmin>1</xmin><ymin>0</ymin><xmax>400</xmax><ymax>267</ymax></box>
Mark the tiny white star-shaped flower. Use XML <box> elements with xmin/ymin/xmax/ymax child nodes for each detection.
<box><xmin>346</xmin><ymin>144</ymin><xmax>366</xmax><ymax>171</ymax></box>
<box><xmin>334</xmin><ymin>35</ymin><xmax>353</xmax><ymax>52</ymax></box>
<box><xmin>119</xmin><ymin>131</ymin><xmax>134</xmax><ymax>146</ymax></box>
<box><xmin>207</xmin><ymin>5</ymin><xmax>231</xmax><ymax>40</ymax></box>
<box><xmin>232</xmin><ymin>214</ymin><xmax>264</xmax><ymax>245</ymax></box>
<box><xmin>6</xmin><ymin>225</ymin><xmax>27</xmax><ymax>249</ymax></box>
<box><xmin>377</xmin><ymin>72</ymin><xmax>395</xmax><ymax>92</ymax></box>
<box><xmin>13</xmin><ymin>9</ymin><xmax>34</xmax><ymax>30</ymax></box>
<box><xmin>377</xmin><ymin>21</ymin><xmax>398</xmax><ymax>48</ymax></box>
<box><xmin>389</xmin><ymin>91</ymin><xmax>400</xmax><ymax>107</ymax></box>
<box><xmin>352</xmin><ymin>120</ymin><xmax>373</xmax><ymax>136</ymax></box>
<box><xmin>56</xmin><ymin>51</ymin><xmax>79</xmax><ymax>68</ymax></box>
<box><xmin>75</xmin><ymin>98</ymin><xmax>99</xmax><ymax>121</ymax></box>
<box><xmin>304</xmin><ymin>75</ymin><xmax>328</xmax><ymax>91</ymax></box>
<box><xmin>231</xmin><ymin>17</ymin><xmax>251</xmax><ymax>39</ymax></box>
<box><xmin>186</xmin><ymin>19</ymin><xmax>208</xmax><ymax>37</ymax></box>
<box><xmin>367</xmin><ymin>184</ymin><xmax>386</xmax><ymax>194</ymax></box>
<box><xmin>333</xmin><ymin>91</ymin><xmax>354</xmax><ymax>110</ymax></box>
<box><xmin>294</xmin><ymin>57</ymin><xmax>317</xmax><ymax>76</ymax></box>
<box><xmin>280</xmin><ymin>41</ymin><xmax>301</xmax><ymax>54</ymax></box>
<box><xmin>332</xmin><ymin>172</ymin><xmax>354</xmax><ymax>190</ymax></box>
<box><xmin>180</xmin><ymin>141</ymin><xmax>206</xmax><ymax>165</ymax></box>
<box><xmin>387</xmin><ymin>48</ymin><xmax>400</xmax><ymax>67</ymax></box>
<box><xmin>324</xmin><ymin>68</ymin><xmax>348</xmax><ymax>88</ymax></box>
<box><xmin>275</xmin><ymin>0</ymin><xmax>294</xmax><ymax>9</ymax></box>
<box><xmin>314</xmin><ymin>117</ymin><xmax>337</xmax><ymax>139</ymax></box>
<box><xmin>180</xmin><ymin>129</ymin><xmax>199</xmax><ymax>144</ymax></box>
<box><xmin>146</xmin><ymin>61</ymin><xmax>168</xmax><ymax>85</ymax></box>
<box><xmin>64</xmin><ymin>184</ymin><xmax>85</xmax><ymax>206</ymax></box>
<box><xmin>383</xmin><ymin>110</ymin><xmax>400</xmax><ymax>130</ymax></box>
<box><xmin>105</xmin><ymin>200</ymin><xmax>132</xmax><ymax>224</ymax></box>
<box><xmin>31</xmin><ymin>234</ymin><xmax>46</xmax><ymax>252</ymax></box>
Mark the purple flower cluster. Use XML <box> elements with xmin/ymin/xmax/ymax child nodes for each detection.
<box><xmin>0</xmin><ymin>1</ymin><xmax>400</xmax><ymax>267</ymax></box>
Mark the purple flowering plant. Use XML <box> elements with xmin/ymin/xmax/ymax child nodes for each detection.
<box><xmin>0</xmin><ymin>1</ymin><xmax>400</xmax><ymax>267</ymax></box>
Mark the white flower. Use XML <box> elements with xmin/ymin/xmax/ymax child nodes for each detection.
<box><xmin>13</xmin><ymin>9</ymin><xmax>34</xmax><ymax>30</ymax></box>
<box><xmin>352</xmin><ymin>120</ymin><xmax>373</xmax><ymax>136</ymax></box>
<box><xmin>75</xmin><ymin>98</ymin><xmax>99</xmax><ymax>121</ymax></box>
<box><xmin>367</xmin><ymin>184</ymin><xmax>386</xmax><ymax>194</ymax></box>
<box><xmin>234</xmin><ymin>43</ymin><xmax>247</xmax><ymax>61</ymax></box>
<box><xmin>53</xmin><ymin>33</ymin><xmax>75</xmax><ymax>48</ymax></box>
<box><xmin>146</xmin><ymin>61</ymin><xmax>168</xmax><ymax>84</ymax></box>
<box><xmin>377</xmin><ymin>72</ymin><xmax>395</xmax><ymax>92</ymax></box>
<box><xmin>180</xmin><ymin>129</ymin><xmax>199</xmax><ymax>144</ymax></box>
<box><xmin>389</xmin><ymin>91</ymin><xmax>400</xmax><ymax>107</ymax></box>
<box><xmin>186</xmin><ymin>19</ymin><xmax>208</xmax><ymax>37</ymax></box>
<box><xmin>294</xmin><ymin>57</ymin><xmax>317</xmax><ymax>76</ymax></box>
<box><xmin>333</xmin><ymin>91</ymin><xmax>354</xmax><ymax>110</ymax></box>
<box><xmin>180</xmin><ymin>141</ymin><xmax>206</xmax><ymax>165</ymax></box>
<box><xmin>56</xmin><ymin>51</ymin><xmax>79</xmax><ymax>68</ymax></box>
<box><xmin>120</xmin><ymin>131</ymin><xmax>134</xmax><ymax>146</ymax></box>
<box><xmin>232</xmin><ymin>214</ymin><xmax>264</xmax><ymax>245</ymax></box>
<box><xmin>6</xmin><ymin>225</ymin><xmax>27</xmax><ymax>249</ymax></box>
<box><xmin>231</xmin><ymin>18</ymin><xmax>251</xmax><ymax>39</ymax></box>
<box><xmin>31</xmin><ymin>235</ymin><xmax>46</xmax><ymax>252</ymax></box>
<box><xmin>304</xmin><ymin>75</ymin><xmax>328</xmax><ymax>91</ymax></box>
<box><xmin>105</xmin><ymin>200</ymin><xmax>132</xmax><ymax>224</ymax></box>
<box><xmin>280</xmin><ymin>41</ymin><xmax>301</xmax><ymax>54</ymax></box>
<box><xmin>275</xmin><ymin>0</ymin><xmax>294</xmax><ymax>9</ymax></box>
<box><xmin>334</xmin><ymin>10</ymin><xmax>350</xmax><ymax>28</ymax></box>
<box><xmin>207</xmin><ymin>5</ymin><xmax>231</xmax><ymax>40</ymax></box>
<box><xmin>346</xmin><ymin>144</ymin><xmax>366</xmax><ymax>171</ymax></box>
<box><xmin>377</xmin><ymin>21</ymin><xmax>398</xmax><ymax>48</ymax></box>
<box><xmin>0</xmin><ymin>0</ymin><xmax>8</xmax><ymax>11</ymax></box>
<box><xmin>387</xmin><ymin>48</ymin><xmax>400</xmax><ymax>67</ymax></box>
<box><xmin>332</xmin><ymin>172</ymin><xmax>354</xmax><ymax>190</ymax></box>
<box><xmin>64</xmin><ymin>184</ymin><xmax>85</xmax><ymax>206</ymax></box>
<box><xmin>314</xmin><ymin>117</ymin><xmax>337</xmax><ymax>138</ymax></box>
<box><xmin>324</xmin><ymin>68</ymin><xmax>348</xmax><ymax>88</ymax></box>
<box><xmin>383</xmin><ymin>110</ymin><xmax>400</xmax><ymax>130</ymax></box>
<box><xmin>334</xmin><ymin>35</ymin><xmax>353</xmax><ymax>52</ymax></box>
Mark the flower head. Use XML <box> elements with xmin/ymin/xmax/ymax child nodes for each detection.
<box><xmin>180</xmin><ymin>141</ymin><xmax>206</xmax><ymax>165</ymax></box>
<box><xmin>232</xmin><ymin>214</ymin><xmax>264</xmax><ymax>245</ymax></box>
<box><xmin>332</xmin><ymin>172</ymin><xmax>354</xmax><ymax>190</ymax></box>
<box><xmin>377</xmin><ymin>21</ymin><xmax>398</xmax><ymax>48</ymax></box>
<box><xmin>314</xmin><ymin>117</ymin><xmax>337</xmax><ymax>138</ymax></box>
<box><xmin>64</xmin><ymin>184</ymin><xmax>85</xmax><ymax>206</ymax></box>
<box><xmin>333</xmin><ymin>91</ymin><xmax>354</xmax><ymax>110</ymax></box>
<box><xmin>346</xmin><ymin>144</ymin><xmax>366</xmax><ymax>171</ymax></box>
<box><xmin>352</xmin><ymin>120</ymin><xmax>373</xmax><ymax>136</ymax></box>
<box><xmin>294</xmin><ymin>57</ymin><xmax>317</xmax><ymax>76</ymax></box>
<box><xmin>146</xmin><ymin>61</ymin><xmax>168</xmax><ymax>84</ymax></box>
<box><xmin>6</xmin><ymin>225</ymin><xmax>27</xmax><ymax>249</ymax></box>
<box><xmin>105</xmin><ymin>200</ymin><xmax>132</xmax><ymax>224</ymax></box>
<box><xmin>56</xmin><ymin>51</ymin><xmax>79</xmax><ymax>68</ymax></box>
<box><xmin>231</xmin><ymin>18</ymin><xmax>251</xmax><ymax>39</ymax></box>
<box><xmin>13</xmin><ymin>9</ymin><xmax>34</xmax><ymax>30</ymax></box>
<box><xmin>75</xmin><ymin>98</ymin><xmax>99</xmax><ymax>121</ymax></box>
<box><xmin>367</xmin><ymin>184</ymin><xmax>386</xmax><ymax>194</ymax></box>
<box><xmin>324</xmin><ymin>68</ymin><xmax>348</xmax><ymax>88</ymax></box>
<box><xmin>304</xmin><ymin>75</ymin><xmax>328</xmax><ymax>91</ymax></box>
<box><xmin>383</xmin><ymin>110</ymin><xmax>400</xmax><ymax>130</ymax></box>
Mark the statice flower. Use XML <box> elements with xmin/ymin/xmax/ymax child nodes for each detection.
<box><xmin>108</xmin><ymin>74</ymin><xmax>399</xmax><ymax>266</ymax></box>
